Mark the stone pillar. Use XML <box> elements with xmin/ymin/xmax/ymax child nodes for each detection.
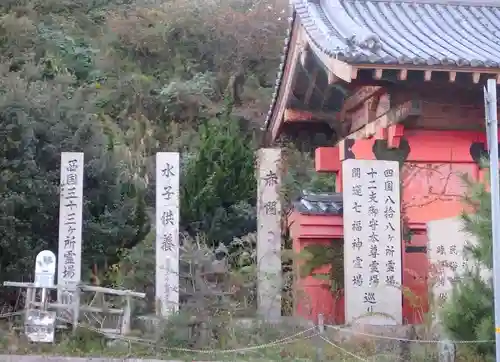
<box><xmin>257</xmin><ymin>148</ymin><xmax>282</xmax><ymax>321</ymax></box>
<box><xmin>57</xmin><ymin>152</ymin><xmax>84</xmax><ymax>304</ymax></box>
<box><xmin>427</xmin><ymin>217</ymin><xmax>489</xmax><ymax>318</ymax></box>
<box><xmin>155</xmin><ymin>152</ymin><xmax>180</xmax><ymax>317</ymax></box>
<box><xmin>342</xmin><ymin>159</ymin><xmax>403</xmax><ymax>325</ymax></box>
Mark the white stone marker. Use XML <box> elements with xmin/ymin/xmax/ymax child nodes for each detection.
<box><xmin>155</xmin><ymin>152</ymin><xmax>180</xmax><ymax>317</ymax></box>
<box><xmin>35</xmin><ymin>250</ymin><xmax>57</xmax><ymax>315</ymax></box>
<box><xmin>342</xmin><ymin>159</ymin><xmax>402</xmax><ymax>325</ymax></box>
<box><xmin>257</xmin><ymin>148</ymin><xmax>282</xmax><ymax>321</ymax></box>
<box><xmin>57</xmin><ymin>152</ymin><xmax>84</xmax><ymax>302</ymax></box>
<box><xmin>427</xmin><ymin>216</ymin><xmax>489</xmax><ymax>312</ymax></box>
<box><xmin>25</xmin><ymin>309</ymin><xmax>56</xmax><ymax>343</ymax></box>
<box><xmin>35</xmin><ymin>250</ymin><xmax>57</xmax><ymax>289</ymax></box>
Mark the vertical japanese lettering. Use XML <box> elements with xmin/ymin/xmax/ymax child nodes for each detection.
<box><xmin>364</xmin><ymin>292</ymin><xmax>376</xmax><ymax>313</ymax></box>
<box><xmin>343</xmin><ymin>159</ymin><xmax>402</xmax><ymax>324</ymax></box>
<box><xmin>381</xmin><ymin>167</ymin><xmax>399</xmax><ymax>291</ymax></box>
<box><xmin>156</xmin><ymin>152</ymin><xmax>180</xmax><ymax>317</ymax></box>
<box><xmin>57</xmin><ymin>152</ymin><xmax>84</xmax><ymax>304</ymax></box>
<box><xmin>427</xmin><ymin>217</ymin><xmax>483</xmax><ymax>316</ymax></box>
<box><xmin>257</xmin><ymin>149</ymin><xmax>282</xmax><ymax>320</ymax></box>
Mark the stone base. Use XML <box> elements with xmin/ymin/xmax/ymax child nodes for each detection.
<box><xmin>326</xmin><ymin>324</ymin><xmax>418</xmax><ymax>358</ymax></box>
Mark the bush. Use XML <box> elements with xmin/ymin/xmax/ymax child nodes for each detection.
<box><xmin>442</xmin><ymin>172</ymin><xmax>495</xmax><ymax>358</ymax></box>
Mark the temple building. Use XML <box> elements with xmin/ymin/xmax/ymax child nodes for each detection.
<box><xmin>265</xmin><ymin>0</ymin><xmax>500</xmax><ymax>324</ymax></box>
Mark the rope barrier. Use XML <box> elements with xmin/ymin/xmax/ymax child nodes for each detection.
<box><xmin>318</xmin><ymin>335</ymin><xmax>368</xmax><ymax>361</ymax></box>
<box><xmin>324</xmin><ymin>324</ymin><xmax>495</xmax><ymax>344</ymax></box>
<box><xmin>56</xmin><ymin>315</ymin><xmax>319</xmax><ymax>354</ymax></box>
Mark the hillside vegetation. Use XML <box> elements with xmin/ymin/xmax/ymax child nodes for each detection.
<box><xmin>0</xmin><ymin>0</ymin><xmax>292</xmax><ymax>284</ymax></box>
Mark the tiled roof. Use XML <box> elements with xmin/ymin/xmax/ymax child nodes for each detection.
<box><xmin>264</xmin><ymin>12</ymin><xmax>296</xmax><ymax>131</ymax></box>
<box><xmin>295</xmin><ymin>0</ymin><xmax>500</xmax><ymax>67</ymax></box>
<box><xmin>264</xmin><ymin>0</ymin><xmax>500</xmax><ymax>131</ymax></box>
<box><xmin>292</xmin><ymin>191</ymin><xmax>343</xmax><ymax>215</ymax></box>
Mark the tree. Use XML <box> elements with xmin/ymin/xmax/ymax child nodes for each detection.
<box><xmin>0</xmin><ymin>65</ymin><xmax>148</xmax><ymax>282</ymax></box>
<box><xmin>0</xmin><ymin>0</ymin><xmax>288</xmax><ymax>289</ymax></box>
<box><xmin>441</xmin><ymin>171</ymin><xmax>494</xmax><ymax>358</ymax></box>
<box><xmin>180</xmin><ymin>114</ymin><xmax>257</xmax><ymax>245</ymax></box>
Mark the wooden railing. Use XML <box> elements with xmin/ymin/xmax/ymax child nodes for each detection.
<box><xmin>3</xmin><ymin>281</ymin><xmax>146</xmax><ymax>337</ymax></box>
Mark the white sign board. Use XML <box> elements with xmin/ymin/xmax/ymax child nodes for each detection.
<box><xmin>155</xmin><ymin>152</ymin><xmax>180</xmax><ymax>317</ymax></box>
<box><xmin>427</xmin><ymin>217</ymin><xmax>489</xmax><ymax>312</ymax></box>
<box><xmin>57</xmin><ymin>152</ymin><xmax>84</xmax><ymax>302</ymax></box>
<box><xmin>342</xmin><ymin>159</ymin><xmax>402</xmax><ymax>325</ymax></box>
<box><xmin>25</xmin><ymin>310</ymin><xmax>56</xmax><ymax>343</ymax></box>
<box><xmin>35</xmin><ymin>250</ymin><xmax>56</xmax><ymax>288</ymax></box>
<box><xmin>257</xmin><ymin>148</ymin><xmax>282</xmax><ymax>320</ymax></box>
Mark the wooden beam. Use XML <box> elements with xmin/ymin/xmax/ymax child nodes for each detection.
<box><xmin>367</xmin><ymin>95</ymin><xmax>381</xmax><ymax>120</ymax></box>
<box><xmin>299</xmin><ymin>44</ymin><xmax>316</xmax><ymax>72</ymax></box>
<box><xmin>269</xmin><ymin>21</ymin><xmax>304</xmax><ymax>142</ymax></box>
<box><xmin>320</xmin><ymin>86</ymin><xmax>331</xmax><ymax>109</ymax></box>
<box><xmin>306</xmin><ymin>35</ymin><xmax>352</xmax><ymax>82</ymax></box>
<box><xmin>299</xmin><ymin>49</ymin><xmax>307</xmax><ymax>68</ymax></box>
<box><xmin>351</xmin><ymin>68</ymin><xmax>359</xmax><ymax>80</ymax></box>
<box><xmin>315</xmin><ymin>147</ymin><xmax>341</xmax><ymax>172</ymax></box>
<box><xmin>473</xmin><ymin>72</ymin><xmax>481</xmax><ymax>83</ymax></box>
<box><xmin>424</xmin><ymin>70</ymin><xmax>432</xmax><ymax>81</ymax></box>
<box><xmin>387</xmin><ymin>124</ymin><xmax>405</xmax><ymax>148</ymax></box>
<box><xmin>398</xmin><ymin>69</ymin><xmax>408</xmax><ymax>81</ymax></box>
<box><xmin>284</xmin><ymin>108</ymin><xmax>339</xmax><ymax>123</ymax></box>
<box><xmin>304</xmin><ymin>68</ymin><xmax>318</xmax><ymax>105</ymax></box>
<box><xmin>328</xmin><ymin>71</ymin><xmax>340</xmax><ymax>85</ymax></box>
<box><xmin>370</xmin><ymin>97</ymin><xmax>381</xmax><ymax>131</ymax></box>
<box><xmin>353</xmin><ymin>63</ymin><xmax>500</xmax><ymax>75</ymax></box>
<box><xmin>343</xmin><ymin>86</ymin><xmax>384</xmax><ymax>112</ymax></box>
<box><xmin>348</xmin><ymin>92</ymin><xmax>389</xmax><ymax>135</ymax></box>
<box><xmin>350</xmin><ymin>65</ymin><xmax>500</xmax><ymax>84</ymax></box>
<box><xmin>347</xmin><ymin>100</ymin><xmax>422</xmax><ymax>139</ymax></box>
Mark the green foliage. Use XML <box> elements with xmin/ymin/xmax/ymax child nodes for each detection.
<box><xmin>461</xmin><ymin>172</ymin><xmax>493</xmax><ymax>269</ymax></box>
<box><xmin>442</xmin><ymin>171</ymin><xmax>494</xmax><ymax>358</ymax></box>
<box><xmin>442</xmin><ymin>271</ymin><xmax>494</xmax><ymax>357</ymax></box>
<box><xmin>299</xmin><ymin>242</ymin><xmax>344</xmax><ymax>293</ymax></box>
<box><xmin>181</xmin><ymin>116</ymin><xmax>257</xmax><ymax>245</ymax></box>
<box><xmin>0</xmin><ymin>0</ymin><xmax>287</xmax><ymax>284</ymax></box>
<box><xmin>0</xmin><ymin>0</ymin><xmax>360</xmax><ymax>356</ymax></box>
<box><xmin>0</xmin><ymin>2</ymin><xmax>344</xmax><ymax>329</ymax></box>
<box><xmin>0</xmin><ymin>64</ymin><xmax>148</xmax><ymax>281</ymax></box>
<box><xmin>38</xmin><ymin>25</ymin><xmax>99</xmax><ymax>82</ymax></box>
<box><xmin>281</xmin><ymin>144</ymin><xmax>336</xmax><ymax>205</ymax></box>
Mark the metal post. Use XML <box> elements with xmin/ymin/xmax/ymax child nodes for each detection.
<box><xmin>41</xmin><ymin>288</ymin><xmax>48</xmax><ymax>310</ymax></box>
<box><xmin>484</xmin><ymin>78</ymin><xmax>500</xmax><ymax>361</ymax></box>
<box><xmin>316</xmin><ymin>313</ymin><xmax>325</xmax><ymax>362</ymax></box>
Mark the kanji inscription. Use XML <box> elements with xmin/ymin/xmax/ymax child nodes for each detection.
<box><xmin>343</xmin><ymin>159</ymin><xmax>402</xmax><ymax>325</ymax></box>
<box><xmin>427</xmin><ymin>217</ymin><xmax>489</xmax><ymax>315</ymax></box>
<box><xmin>57</xmin><ymin>152</ymin><xmax>84</xmax><ymax>303</ymax></box>
<box><xmin>257</xmin><ymin>148</ymin><xmax>282</xmax><ymax>320</ymax></box>
<box><xmin>155</xmin><ymin>152</ymin><xmax>180</xmax><ymax>317</ymax></box>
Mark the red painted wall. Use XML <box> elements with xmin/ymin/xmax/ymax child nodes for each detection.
<box><xmin>291</xmin><ymin>129</ymin><xmax>487</xmax><ymax>325</ymax></box>
<box><xmin>289</xmin><ymin>213</ymin><xmax>345</xmax><ymax>324</ymax></box>
<box><xmin>294</xmin><ymin>238</ymin><xmax>344</xmax><ymax>325</ymax></box>
<box><xmin>402</xmin><ymin>231</ymin><xmax>429</xmax><ymax>324</ymax></box>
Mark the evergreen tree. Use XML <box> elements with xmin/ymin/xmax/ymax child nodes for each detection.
<box><xmin>180</xmin><ymin>114</ymin><xmax>257</xmax><ymax>245</ymax></box>
<box><xmin>441</xmin><ymin>171</ymin><xmax>494</xmax><ymax>358</ymax></box>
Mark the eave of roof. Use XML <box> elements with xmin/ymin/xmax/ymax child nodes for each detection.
<box><xmin>297</xmin><ymin>0</ymin><xmax>500</xmax><ymax>67</ymax></box>
<box><xmin>264</xmin><ymin>0</ymin><xmax>500</xmax><ymax>137</ymax></box>
<box><xmin>263</xmin><ymin>12</ymin><xmax>296</xmax><ymax>135</ymax></box>
<box><xmin>292</xmin><ymin>191</ymin><xmax>344</xmax><ymax>215</ymax></box>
